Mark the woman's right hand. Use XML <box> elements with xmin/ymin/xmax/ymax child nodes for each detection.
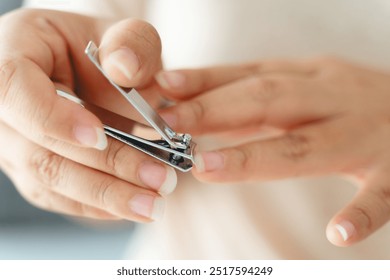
<box><xmin>0</xmin><ymin>9</ymin><xmax>177</xmax><ymax>222</ymax></box>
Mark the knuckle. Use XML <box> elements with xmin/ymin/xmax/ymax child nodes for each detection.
<box><xmin>230</xmin><ymin>147</ymin><xmax>252</xmax><ymax>179</ymax></box>
<box><xmin>353</xmin><ymin>205</ymin><xmax>373</xmax><ymax>231</ymax></box>
<box><xmin>91</xmin><ymin>178</ymin><xmax>115</xmax><ymax>209</ymax></box>
<box><xmin>250</xmin><ymin>77</ymin><xmax>281</xmax><ymax>104</ymax></box>
<box><xmin>242</xmin><ymin>62</ymin><xmax>263</xmax><ymax>75</ymax></box>
<box><xmin>102</xmin><ymin>140</ymin><xmax>127</xmax><ymax>176</ymax></box>
<box><xmin>29</xmin><ymin>148</ymin><xmax>64</xmax><ymax>187</ymax></box>
<box><xmin>187</xmin><ymin>99</ymin><xmax>206</xmax><ymax>126</ymax></box>
<box><xmin>277</xmin><ymin>133</ymin><xmax>311</xmax><ymax>162</ymax></box>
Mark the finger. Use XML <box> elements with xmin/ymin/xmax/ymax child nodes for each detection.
<box><xmin>0</xmin><ymin>11</ymin><xmax>108</xmax><ymax>151</ymax></box>
<box><xmin>99</xmin><ymin>18</ymin><xmax>162</xmax><ymax>88</ymax></box>
<box><xmin>26</xmin><ymin>147</ymin><xmax>164</xmax><ymax>222</ymax></box>
<box><xmin>326</xmin><ymin>172</ymin><xmax>390</xmax><ymax>246</ymax></box>
<box><xmin>160</xmin><ymin>76</ymin><xmax>339</xmax><ymax>135</ymax></box>
<box><xmin>0</xmin><ymin>125</ymin><xmax>119</xmax><ymax>221</ymax></box>
<box><xmin>0</xmin><ymin>121</ymin><xmax>164</xmax><ymax>222</ymax></box>
<box><xmin>192</xmin><ymin>118</ymin><xmax>367</xmax><ymax>182</ymax></box>
<box><xmin>19</xmin><ymin>185</ymin><xmax>120</xmax><ymax>220</ymax></box>
<box><xmin>0</xmin><ymin>60</ymin><xmax>107</xmax><ymax>150</ymax></box>
<box><xmin>45</xmin><ymin>135</ymin><xmax>177</xmax><ymax>195</ymax></box>
<box><xmin>0</xmin><ymin>11</ymin><xmax>161</xmax><ymax>153</ymax></box>
<box><xmin>155</xmin><ymin>59</ymin><xmax>316</xmax><ymax>100</ymax></box>
<box><xmin>0</xmin><ymin>117</ymin><xmax>176</xmax><ymax>199</ymax></box>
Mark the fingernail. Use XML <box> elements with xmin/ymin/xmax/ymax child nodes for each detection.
<box><xmin>194</xmin><ymin>151</ymin><xmax>224</xmax><ymax>173</ymax></box>
<box><xmin>334</xmin><ymin>220</ymin><xmax>355</xmax><ymax>241</ymax></box>
<box><xmin>102</xmin><ymin>48</ymin><xmax>140</xmax><ymax>81</ymax></box>
<box><xmin>155</xmin><ymin>71</ymin><xmax>186</xmax><ymax>89</ymax></box>
<box><xmin>160</xmin><ymin>112</ymin><xmax>178</xmax><ymax>128</ymax></box>
<box><xmin>138</xmin><ymin>162</ymin><xmax>177</xmax><ymax>195</ymax></box>
<box><xmin>129</xmin><ymin>194</ymin><xmax>164</xmax><ymax>220</ymax></box>
<box><xmin>73</xmin><ymin>125</ymin><xmax>107</xmax><ymax>150</ymax></box>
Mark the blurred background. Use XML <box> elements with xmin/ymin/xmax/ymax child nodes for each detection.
<box><xmin>0</xmin><ymin>0</ymin><xmax>133</xmax><ymax>259</ymax></box>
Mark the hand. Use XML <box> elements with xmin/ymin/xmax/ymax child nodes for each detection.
<box><xmin>0</xmin><ymin>9</ymin><xmax>177</xmax><ymax>222</ymax></box>
<box><xmin>156</xmin><ymin>57</ymin><xmax>390</xmax><ymax>245</ymax></box>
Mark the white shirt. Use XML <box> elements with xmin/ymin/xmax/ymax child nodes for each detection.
<box><xmin>25</xmin><ymin>0</ymin><xmax>390</xmax><ymax>259</ymax></box>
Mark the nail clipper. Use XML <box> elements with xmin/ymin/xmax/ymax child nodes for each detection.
<box><xmin>57</xmin><ymin>41</ymin><xmax>195</xmax><ymax>172</ymax></box>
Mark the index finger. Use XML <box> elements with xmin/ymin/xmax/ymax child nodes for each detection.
<box><xmin>0</xmin><ymin>58</ymin><xmax>107</xmax><ymax>150</ymax></box>
<box><xmin>155</xmin><ymin>59</ymin><xmax>316</xmax><ymax>100</ymax></box>
<box><xmin>0</xmin><ymin>10</ymin><xmax>108</xmax><ymax>150</ymax></box>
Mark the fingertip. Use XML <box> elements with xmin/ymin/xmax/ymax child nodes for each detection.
<box><xmin>95</xmin><ymin>127</ymin><xmax>108</xmax><ymax>150</ymax></box>
<box><xmin>326</xmin><ymin>219</ymin><xmax>356</xmax><ymax>247</ymax></box>
<box><xmin>138</xmin><ymin>162</ymin><xmax>177</xmax><ymax>195</ymax></box>
<box><xmin>194</xmin><ymin>152</ymin><xmax>206</xmax><ymax>173</ymax></box>
<box><xmin>194</xmin><ymin>151</ymin><xmax>224</xmax><ymax>173</ymax></box>
<box><xmin>128</xmin><ymin>194</ymin><xmax>165</xmax><ymax>222</ymax></box>
<box><xmin>191</xmin><ymin>152</ymin><xmax>221</xmax><ymax>183</ymax></box>
<box><xmin>72</xmin><ymin>121</ymin><xmax>107</xmax><ymax>151</ymax></box>
<box><xmin>325</xmin><ymin>183</ymin><xmax>390</xmax><ymax>248</ymax></box>
<box><xmin>160</xmin><ymin>166</ymin><xmax>178</xmax><ymax>195</ymax></box>
<box><xmin>155</xmin><ymin>70</ymin><xmax>187</xmax><ymax>90</ymax></box>
<box><xmin>52</xmin><ymin>91</ymin><xmax>108</xmax><ymax>150</ymax></box>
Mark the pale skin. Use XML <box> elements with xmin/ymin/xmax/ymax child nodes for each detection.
<box><xmin>156</xmin><ymin>57</ymin><xmax>390</xmax><ymax>247</ymax></box>
<box><xmin>0</xmin><ymin>9</ymin><xmax>177</xmax><ymax>222</ymax></box>
<box><xmin>2</xmin><ymin>8</ymin><xmax>389</xmax><ymax>250</ymax></box>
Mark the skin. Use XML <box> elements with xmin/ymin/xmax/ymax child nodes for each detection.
<box><xmin>0</xmin><ymin>9</ymin><xmax>175</xmax><ymax>222</ymax></box>
<box><xmin>2</xmin><ymin>7</ymin><xmax>387</xmax><ymax>250</ymax></box>
<box><xmin>157</xmin><ymin>57</ymin><xmax>390</xmax><ymax>247</ymax></box>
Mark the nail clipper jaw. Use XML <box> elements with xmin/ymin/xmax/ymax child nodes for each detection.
<box><xmin>105</xmin><ymin>127</ymin><xmax>196</xmax><ymax>172</ymax></box>
<box><xmin>170</xmin><ymin>132</ymin><xmax>192</xmax><ymax>149</ymax></box>
<box><xmin>155</xmin><ymin>135</ymin><xmax>195</xmax><ymax>170</ymax></box>
<box><xmin>168</xmin><ymin>143</ymin><xmax>195</xmax><ymax>171</ymax></box>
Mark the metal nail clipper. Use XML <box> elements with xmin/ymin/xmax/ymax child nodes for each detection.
<box><xmin>57</xmin><ymin>41</ymin><xmax>195</xmax><ymax>172</ymax></box>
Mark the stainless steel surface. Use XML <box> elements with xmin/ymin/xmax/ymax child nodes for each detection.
<box><xmin>85</xmin><ymin>41</ymin><xmax>188</xmax><ymax>149</ymax></box>
<box><xmin>104</xmin><ymin>127</ymin><xmax>195</xmax><ymax>172</ymax></box>
<box><xmin>57</xmin><ymin>90</ymin><xmax>195</xmax><ymax>172</ymax></box>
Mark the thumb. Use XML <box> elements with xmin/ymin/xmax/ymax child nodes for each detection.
<box><xmin>326</xmin><ymin>172</ymin><xmax>390</xmax><ymax>247</ymax></box>
<box><xmin>99</xmin><ymin>19</ymin><xmax>162</xmax><ymax>88</ymax></box>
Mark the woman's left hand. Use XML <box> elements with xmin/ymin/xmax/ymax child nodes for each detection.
<box><xmin>156</xmin><ymin>57</ymin><xmax>390</xmax><ymax>247</ymax></box>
